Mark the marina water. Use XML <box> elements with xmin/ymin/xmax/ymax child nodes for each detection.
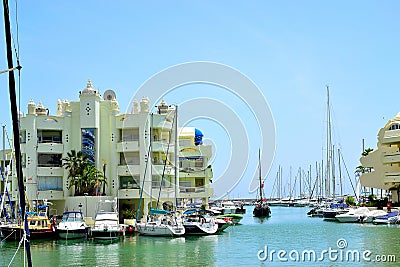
<box><xmin>1</xmin><ymin>207</ymin><xmax>399</xmax><ymax>266</ymax></box>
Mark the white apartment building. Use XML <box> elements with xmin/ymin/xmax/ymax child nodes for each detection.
<box><xmin>360</xmin><ymin>112</ymin><xmax>400</xmax><ymax>202</ymax></box>
<box><xmin>3</xmin><ymin>80</ymin><xmax>213</xmax><ymax>220</ymax></box>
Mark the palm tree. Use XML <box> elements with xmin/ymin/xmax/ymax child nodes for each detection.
<box><xmin>82</xmin><ymin>164</ymin><xmax>106</xmax><ymax>195</ymax></box>
<box><xmin>63</xmin><ymin>150</ymin><xmax>87</xmax><ymax>195</ymax></box>
<box><xmin>355</xmin><ymin>165</ymin><xmax>366</xmax><ymax>175</ymax></box>
<box><xmin>362</xmin><ymin>148</ymin><xmax>374</xmax><ymax>157</ymax></box>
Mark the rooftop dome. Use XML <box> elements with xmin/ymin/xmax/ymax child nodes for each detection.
<box><xmin>81</xmin><ymin>80</ymin><xmax>98</xmax><ymax>95</ymax></box>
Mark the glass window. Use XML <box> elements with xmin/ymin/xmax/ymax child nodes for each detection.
<box><xmin>151</xmin><ymin>175</ymin><xmax>172</xmax><ymax>188</ymax></box>
<box><xmin>20</xmin><ymin>130</ymin><xmax>26</xmax><ymax>143</ymax></box>
<box><xmin>37</xmin><ymin>153</ymin><xmax>62</xmax><ymax>167</ymax></box>
<box><xmin>120</xmin><ymin>152</ymin><xmax>140</xmax><ymax>165</ymax></box>
<box><xmin>119</xmin><ymin>176</ymin><xmax>140</xmax><ymax>189</ymax></box>
<box><xmin>389</xmin><ymin>123</ymin><xmax>400</xmax><ymax>130</ymax></box>
<box><xmin>37</xmin><ymin>130</ymin><xmax>62</xmax><ymax>143</ymax></box>
<box><xmin>38</xmin><ymin>176</ymin><xmax>63</xmax><ymax>191</ymax></box>
<box><xmin>120</xmin><ymin>128</ymin><xmax>139</xmax><ymax>142</ymax></box>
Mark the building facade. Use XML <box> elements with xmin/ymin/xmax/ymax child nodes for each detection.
<box><xmin>360</xmin><ymin>112</ymin><xmax>400</xmax><ymax>201</ymax></box>
<box><xmin>6</xmin><ymin>81</ymin><xmax>213</xmax><ymax>220</ymax></box>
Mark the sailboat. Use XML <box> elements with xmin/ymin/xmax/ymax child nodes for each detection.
<box><xmin>253</xmin><ymin>149</ymin><xmax>271</xmax><ymax>217</ymax></box>
<box><xmin>135</xmin><ymin>105</ymin><xmax>185</xmax><ymax>237</ymax></box>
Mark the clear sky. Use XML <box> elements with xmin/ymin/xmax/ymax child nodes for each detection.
<box><xmin>1</xmin><ymin>1</ymin><xmax>399</xmax><ymax>199</ymax></box>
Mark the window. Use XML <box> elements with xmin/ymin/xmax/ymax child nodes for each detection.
<box><xmin>389</xmin><ymin>123</ymin><xmax>400</xmax><ymax>130</ymax></box>
<box><xmin>37</xmin><ymin>153</ymin><xmax>62</xmax><ymax>167</ymax></box>
<box><xmin>152</xmin><ymin>152</ymin><xmax>169</xmax><ymax>165</ymax></box>
<box><xmin>119</xmin><ymin>176</ymin><xmax>140</xmax><ymax>189</ymax></box>
<box><xmin>152</xmin><ymin>175</ymin><xmax>172</xmax><ymax>188</ymax></box>
<box><xmin>37</xmin><ymin>130</ymin><xmax>62</xmax><ymax>143</ymax></box>
<box><xmin>120</xmin><ymin>128</ymin><xmax>139</xmax><ymax>142</ymax></box>
<box><xmin>38</xmin><ymin>176</ymin><xmax>63</xmax><ymax>191</ymax></box>
<box><xmin>120</xmin><ymin>152</ymin><xmax>140</xmax><ymax>165</ymax></box>
<box><xmin>20</xmin><ymin>130</ymin><xmax>26</xmax><ymax>143</ymax></box>
<box><xmin>22</xmin><ymin>153</ymin><xmax>26</xmax><ymax>168</ymax></box>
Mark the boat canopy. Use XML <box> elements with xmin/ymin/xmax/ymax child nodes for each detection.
<box><xmin>183</xmin><ymin>209</ymin><xmax>215</xmax><ymax>215</ymax></box>
<box><xmin>149</xmin><ymin>208</ymin><xmax>171</xmax><ymax>215</ymax></box>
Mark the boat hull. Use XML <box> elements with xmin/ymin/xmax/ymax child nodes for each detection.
<box><xmin>136</xmin><ymin>223</ymin><xmax>185</xmax><ymax>237</ymax></box>
<box><xmin>57</xmin><ymin>229</ymin><xmax>87</xmax><ymax>240</ymax></box>
<box><xmin>90</xmin><ymin>229</ymin><xmax>122</xmax><ymax>240</ymax></box>
<box><xmin>323</xmin><ymin>209</ymin><xmax>348</xmax><ymax>221</ymax></box>
<box><xmin>0</xmin><ymin>226</ymin><xmax>55</xmax><ymax>241</ymax></box>
<box><xmin>253</xmin><ymin>207</ymin><xmax>271</xmax><ymax>217</ymax></box>
<box><xmin>183</xmin><ymin>223</ymin><xmax>218</xmax><ymax>235</ymax></box>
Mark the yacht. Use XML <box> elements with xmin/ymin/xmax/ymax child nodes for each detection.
<box><xmin>57</xmin><ymin>211</ymin><xmax>88</xmax><ymax>240</ymax></box>
<box><xmin>182</xmin><ymin>209</ymin><xmax>218</xmax><ymax>235</ymax></box>
<box><xmin>90</xmin><ymin>198</ymin><xmax>124</xmax><ymax>240</ymax></box>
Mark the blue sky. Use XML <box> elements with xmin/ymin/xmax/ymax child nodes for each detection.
<box><xmin>1</xmin><ymin>1</ymin><xmax>399</xmax><ymax>199</ymax></box>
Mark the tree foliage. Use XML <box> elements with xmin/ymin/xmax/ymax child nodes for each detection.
<box><xmin>63</xmin><ymin>150</ymin><xmax>106</xmax><ymax>196</ymax></box>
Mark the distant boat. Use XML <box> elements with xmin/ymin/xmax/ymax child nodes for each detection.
<box><xmin>90</xmin><ymin>198</ymin><xmax>124</xmax><ymax>241</ymax></box>
<box><xmin>335</xmin><ymin>207</ymin><xmax>371</xmax><ymax>223</ymax></box>
<box><xmin>373</xmin><ymin>211</ymin><xmax>399</xmax><ymax>224</ymax></box>
<box><xmin>56</xmin><ymin>211</ymin><xmax>88</xmax><ymax>240</ymax></box>
<box><xmin>253</xmin><ymin>149</ymin><xmax>271</xmax><ymax>218</ymax></box>
<box><xmin>216</xmin><ymin>213</ymin><xmax>243</xmax><ymax>225</ymax></box>
<box><xmin>322</xmin><ymin>203</ymin><xmax>349</xmax><ymax>221</ymax></box>
<box><xmin>209</xmin><ymin>200</ymin><xmax>245</xmax><ymax>221</ymax></box>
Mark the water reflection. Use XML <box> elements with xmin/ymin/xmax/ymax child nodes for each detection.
<box><xmin>253</xmin><ymin>216</ymin><xmax>270</xmax><ymax>224</ymax></box>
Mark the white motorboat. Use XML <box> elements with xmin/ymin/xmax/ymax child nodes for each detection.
<box><xmin>182</xmin><ymin>209</ymin><xmax>218</xmax><ymax>235</ymax></box>
<box><xmin>90</xmin><ymin>198</ymin><xmax>124</xmax><ymax>240</ymax></box>
<box><xmin>57</xmin><ymin>211</ymin><xmax>88</xmax><ymax>239</ymax></box>
<box><xmin>335</xmin><ymin>207</ymin><xmax>370</xmax><ymax>223</ymax></box>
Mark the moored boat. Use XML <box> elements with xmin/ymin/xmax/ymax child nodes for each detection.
<box><xmin>136</xmin><ymin>208</ymin><xmax>185</xmax><ymax>237</ymax></box>
<box><xmin>56</xmin><ymin>211</ymin><xmax>88</xmax><ymax>240</ymax></box>
<box><xmin>90</xmin><ymin>198</ymin><xmax>124</xmax><ymax>241</ymax></box>
<box><xmin>373</xmin><ymin>211</ymin><xmax>399</xmax><ymax>224</ymax></box>
<box><xmin>322</xmin><ymin>203</ymin><xmax>349</xmax><ymax>221</ymax></box>
<box><xmin>216</xmin><ymin>213</ymin><xmax>243</xmax><ymax>225</ymax></box>
<box><xmin>335</xmin><ymin>207</ymin><xmax>370</xmax><ymax>223</ymax></box>
<box><xmin>182</xmin><ymin>209</ymin><xmax>218</xmax><ymax>235</ymax></box>
<box><xmin>0</xmin><ymin>211</ymin><xmax>56</xmax><ymax>241</ymax></box>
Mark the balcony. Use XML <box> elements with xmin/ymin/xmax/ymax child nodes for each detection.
<box><xmin>117</xmin><ymin>165</ymin><xmax>141</xmax><ymax>176</ymax></box>
<box><xmin>116</xmin><ymin>141</ymin><xmax>139</xmax><ymax>152</ymax></box>
<box><xmin>152</xmin><ymin>141</ymin><xmax>173</xmax><ymax>152</ymax></box>
<box><xmin>37</xmin><ymin>167</ymin><xmax>64</xmax><ymax>176</ymax></box>
<box><xmin>384</xmin><ymin>172</ymin><xmax>400</xmax><ymax>185</ymax></box>
<box><xmin>382</xmin><ymin>151</ymin><xmax>400</xmax><ymax>164</ymax></box>
<box><xmin>383</xmin><ymin>129</ymin><xmax>400</xmax><ymax>144</ymax></box>
<box><xmin>152</xmin><ymin>165</ymin><xmax>174</xmax><ymax>177</ymax></box>
<box><xmin>37</xmin><ymin>190</ymin><xmax>64</xmax><ymax>200</ymax></box>
<box><xmin>179</xmin><ymin>186</ymin><xmax>214</xmax><ymax>198</ymax></box>
<box><xmin>37</xmin><ymin>143</ymin><xmax>64</xmax><ymax>154</ymax></box>
<box><xmin>118</xmin><ymin>188</ymin><xmax>141</xmax><ymax>199</ymax></box>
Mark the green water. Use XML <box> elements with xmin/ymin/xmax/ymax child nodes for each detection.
<box><xmin>1</xmin><ymin>207</ymin><xmax>400</xmax><ymax>267</ymax></box>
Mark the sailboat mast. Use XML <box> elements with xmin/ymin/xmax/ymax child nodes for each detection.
<box><xmin>258</xmin><ymin>149</ymin><xmax>262</xmax><ymax>200</ymax></box>
<box><xmin>2</xmin><ymin>0</ymin><xmax>32</xmax><ymax>266</ymax></box>
<box><xmin>174</xmin><ymin>105</ymin><xmax>179</xmax><ymax>211</ymax></box>
<box><xmin>326</xmin><ymin>86</ymin><xmax>332</xmax><ymax>197</ymax></box>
